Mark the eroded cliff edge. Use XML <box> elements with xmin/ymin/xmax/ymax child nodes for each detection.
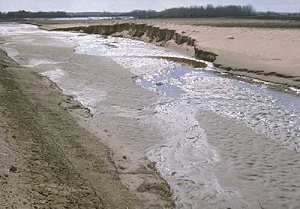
<box><xmin>54</xmin><ymin>23</ymin><xmax>218</xmax><ymax>62</ymax></box>
<box><xmin>53</xmin><ymin>23</ymin><xmax>300</xmax><ymax>89</ymax></box>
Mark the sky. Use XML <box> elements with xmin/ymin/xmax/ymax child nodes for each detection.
<box><xmin>1</xmin><ymin>0</ymin><xmax>300</xmax><ymax>13</ymax></box>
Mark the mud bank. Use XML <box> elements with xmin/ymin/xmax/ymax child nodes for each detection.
<box><xmin>54</xmin><ymin>23</ymin><xmax>218</xmax><ymax>62</ymax></box>
<box><xmin>0</xmin><ymin>48</ymin><xmax>173</xmax><ymax>209</ymax></box>
<box><xmin>53</xmin><ymin>22</ymin><xmax>300</xmax><ymax>89</ymax></box>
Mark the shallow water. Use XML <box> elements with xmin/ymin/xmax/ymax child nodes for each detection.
<box><xmin>138</xmin><ymin>66</ymin><xmax>300</xmax><ymax>208</ymax></box>
<box><xmin>1</xmin><ymin>23</ymin><xmax>300</xmax><ymax>209</ymax></box>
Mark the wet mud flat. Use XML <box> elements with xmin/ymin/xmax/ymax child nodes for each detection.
<box><xmin>0</xmin><ymin>50</ymin><xmax>132</xmax><ymax>208</ymax></box>
<box><xmin>141</xmin><ymin>66</ymin><xmax>300</xmax><ymax>209</ymax></box>
<box><xmin>1</xmin><ymin>23</ymin><xmax>300</xmax><ymax>209</ymax></box>
<box><xmin>0</xmin><ymin>48</ymin><xmax>173</xmax><ymax>208</ymax></box>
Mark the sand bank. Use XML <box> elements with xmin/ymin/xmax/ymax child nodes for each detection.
<box><xmin>39</xmin><ymin>18</ymin><xmax>300</xmax><ymax>88</ymax></box>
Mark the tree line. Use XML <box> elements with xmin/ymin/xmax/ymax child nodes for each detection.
<box><xmin>1</xmin><ymin>5</ymin><xmax>300</xmax><ymax>20</ymax></box>
<box><xmin>124</xmin><ymin>5</ymin><xmax>300</xmax><ymax>20</ymax></box>
<box><xmin>0</xmin><ymin>11</ymin><xmax>68</xmax><ymax>19</ymax></box>
<box><xmin>125</xmin><ymin>5</ymin><xmax>255</xmax><ymax>18</ymax></box>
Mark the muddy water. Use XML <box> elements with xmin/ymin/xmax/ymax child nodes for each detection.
<box><xmin>1</xmin><ymin>23</ymin><xmax>300</xmax><ymax>209</ymax></box>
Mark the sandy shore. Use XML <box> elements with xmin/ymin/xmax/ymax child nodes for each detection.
<box><xmin>149</xmin><ymin>19</ymin><xmax>300</xmax><ymax>86</ymax></box>
<box><xmin>38</xmin><ymin>18</ymin><xmax>300</xmax><ymax>88</ymax></box>
<box><xmin>0</xmin><ymin>45</ymin><xmax>173</xmax><ymax>208</ymax></box>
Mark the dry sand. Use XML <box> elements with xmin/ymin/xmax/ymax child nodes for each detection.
<box><xmin>149</xmin><ymin>19</ymin><xmax>300</xmax><ymax>84</ymax></box>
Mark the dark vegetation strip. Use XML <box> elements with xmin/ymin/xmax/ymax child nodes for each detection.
<box><xmin>0</xmin><ymin>11</ymin><xmax>68</xmax><ymax>19</ymax></box>
<box><xmin>1</xmin><ymin>5</ymin><xmax>300</xmax><ymax>21</ymax></box>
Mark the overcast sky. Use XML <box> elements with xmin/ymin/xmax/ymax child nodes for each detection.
<box><xmin>1</xmin><ymin>0</ymin><xmax>300</xmax><ymax>13</ymax></box>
